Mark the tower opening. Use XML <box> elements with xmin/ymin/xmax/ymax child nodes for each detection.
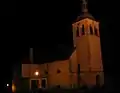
<box><xmin>90</xmin><ymin>25</ymin><xmax>93</xmax><ymax>35</ymax></box>
<box><xmin>82</xmin><ymin>25</ymin><xmax>85</xmax><ymax>35</ymax></box>
<box><xmin>94</xmin><ymin>27</ymin><xmax>98</xmax><ymax>36</ymax></box>
<box><xmin>76</xmin><ymin>27</ymin><xmax>79</xmax><ymax>37</ymax></box>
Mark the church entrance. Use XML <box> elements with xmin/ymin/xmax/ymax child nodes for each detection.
<box><xmin>41</xmin><ymin>78</ymin><xmax>47</xmax><ymax>88</ymax></box>
<box><xmin>30</xmin><ymin>79</ymin><xmax>40</xmax><ymax>90</ymax></box>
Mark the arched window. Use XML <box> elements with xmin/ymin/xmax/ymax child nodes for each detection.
<box><xmin>82</xmin><ymin>25</ymin><xmax>85</xmax><ymax>35</ymax></box>
<box><xmin>76</xmin><ymin>27</ymin><xmax>79</xmax><ymax>37</ymax></box>
<box><xmin>90</xmin><ymin>25</ymin><xmax>93</xmax><ymax>35</ymax></box>
<box><xmin>94</xmin><ymin>27</ymin><xmax>98</xmax><ymax>36</ymax></box>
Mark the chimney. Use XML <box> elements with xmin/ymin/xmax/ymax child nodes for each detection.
<box><xmin>30</xmin><ymin>48</ymin><xmax>33</xmax><ymax>63</ymax></box>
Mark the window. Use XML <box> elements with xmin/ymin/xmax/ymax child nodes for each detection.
<box><xmin>41</xmin><ymin>78</ymin><xmax>47</xmax><ymax>88</ymax></box>
<box><xmin>82</xmin><ymin>25</ymin><xmax>85</xmax><ymax>35</ymax></box>
<box><xmin>31</xmin><ymin>80</ymin><xmax>39</xmax><ymax>89</ymax></box>
<box><xmin>94</xmin><ymin>27</ymin><xmax>98</xmax><ymax>36</ymax></box>
<box><xmin>76</xmin><ymin>27</ymin><xmax>79</xmax><ymax>37</ymax></box>
<box><xmin>57</xmin><ymin>69</ymin><xmax>61</xmax><ymax>73</ymax></box>
<box><xmin>90</xmin><ymin>25</ymin><xmax>93</xmax><ymax>35</ymax></box>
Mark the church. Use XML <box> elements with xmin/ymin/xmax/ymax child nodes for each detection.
<box><xmin>16</xmin><ymin>0</ymin><xmax>104</xmax><ymax>90</ymax></box>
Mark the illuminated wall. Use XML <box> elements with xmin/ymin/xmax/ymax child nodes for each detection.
<box><xmin>47</xmin><ymin>60</ymin><xmax>71</xmax><ymax>88</ymax></box>
<box><xmin>22</xmin><ymin>64</ymin><xmax>41</xmax><ymax>78</ymax></box>
<box><xmin>69</xmin><ymin>50</ymin><xmax>78</xmax><ymax>86</ymax></box>
<box><xmin>22</xmin><ymin>60</ymin><xmax>71</xmax><ymax>88</ymax></box>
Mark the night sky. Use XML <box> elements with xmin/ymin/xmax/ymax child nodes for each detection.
<box><xmin>5</xmin><ymin>0</ymin><xmax>114</xmax><ymax>66</ymax></box>
<box><xmin>2</xmin><ymin>0</ymin><xmax>117</xmax><ymax>88</ymax></box>
<box><xmin>11</xmin><ymin>0</ymin><xmax>113</xmax><ymax>64</ymax></box>
<box><xmin>0</xmin><ymin>0</ymin><xmax>16</xmax><ymax>16</ymax></box>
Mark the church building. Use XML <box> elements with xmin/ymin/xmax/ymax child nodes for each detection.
<box><xmin>16</xmin><ymin>0</ymin><xmax>104</xmax><ymax>90</ymax></box>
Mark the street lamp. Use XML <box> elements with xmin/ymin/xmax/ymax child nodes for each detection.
<box><xmin>7</xmin><ymin>84</ymin><xmax>9</xmax><ymax>87</ymax></box>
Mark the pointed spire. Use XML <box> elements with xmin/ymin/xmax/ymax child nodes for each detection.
<box><xmin>81</xmin><ymin>0</ymin><xmax>88</xmax><ymax>13</ymax></box>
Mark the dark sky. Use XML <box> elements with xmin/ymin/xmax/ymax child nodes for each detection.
<box><xmin>2</xmin><ymin>0</ymin><xmax>117</xmax><ymax>86</ymax></box>
<box><xmin>4</xmin><ymin>0</ymin><xmax>114</xmax><ymax>64</ymax></box>
<box><xmin>13</xmin><ymin>0</ymin><xmax>114</xmax><ymax>63</ymax></box>
<box><xmin>0</xmin><ymin>0</ymin><xmax>16</xmax><ymax>16</ymax></box>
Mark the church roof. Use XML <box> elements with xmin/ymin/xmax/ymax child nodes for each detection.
<box><xmin>73</xmin><ymin>0</ymin><xmax>95</xmax><ymax>23</ymax></box>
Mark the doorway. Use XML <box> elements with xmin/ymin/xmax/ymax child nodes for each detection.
<box><xmin>96</xmin><ymin>74</ymin><xmax>100</xmax><ymax>86</ymax></box>
<box><xmin>41</xmin><ymin>78</ymin><xmax>47</xmax><ymax>88</ymax></box>
<box><xmin>31</xmin><ymin>79</ymin><xmax>40</xmax><ymax>90</ymax></box>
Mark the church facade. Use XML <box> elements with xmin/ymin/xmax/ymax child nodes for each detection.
<box><xmin>21</xmin><ymin>0</ymin><xmax>104</xmax><ymax>90</ymax></box>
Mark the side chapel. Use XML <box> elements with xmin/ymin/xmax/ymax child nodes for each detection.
<box><xmin>20</xmin><ymin>0</ymin><xmax>104</xmax><ymax>90</ymax></box>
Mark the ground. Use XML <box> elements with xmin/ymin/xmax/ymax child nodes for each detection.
<box><xmin>16</xmin><ymin>85</ymin><xmax>104</xmax><ymax>93</ymax></box>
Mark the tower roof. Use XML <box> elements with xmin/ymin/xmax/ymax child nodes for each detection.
<box><xmin>75</xmin><ymin>12</ymin><xmax>95</xmax><ymax>22</ymax></box>
<box><xmin>74</xmin><ymin>0</ymin><xmax>95</xmax><ymax>22</ymax></box>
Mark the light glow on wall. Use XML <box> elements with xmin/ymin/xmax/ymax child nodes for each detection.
<box><xmin>12</xmin><ymin>83</ymin><xmax>16</xmax><ymax>92</ymax></box>
<box><xmin>34</xmin><ymin>71</ymin><xmax>39</xmax><ymax>76</ymax></box>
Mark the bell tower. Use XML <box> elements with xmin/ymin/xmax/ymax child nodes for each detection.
<box><xmin>72</xmin><ymin>0</ymin><xmax>104</xmax><ymax>86</ymax></box>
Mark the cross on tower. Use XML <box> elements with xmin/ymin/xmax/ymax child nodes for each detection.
<box><xmin>81</xmin><ymin>0</ymin><xmax>88</xmax><ymax>13</ymax></box>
